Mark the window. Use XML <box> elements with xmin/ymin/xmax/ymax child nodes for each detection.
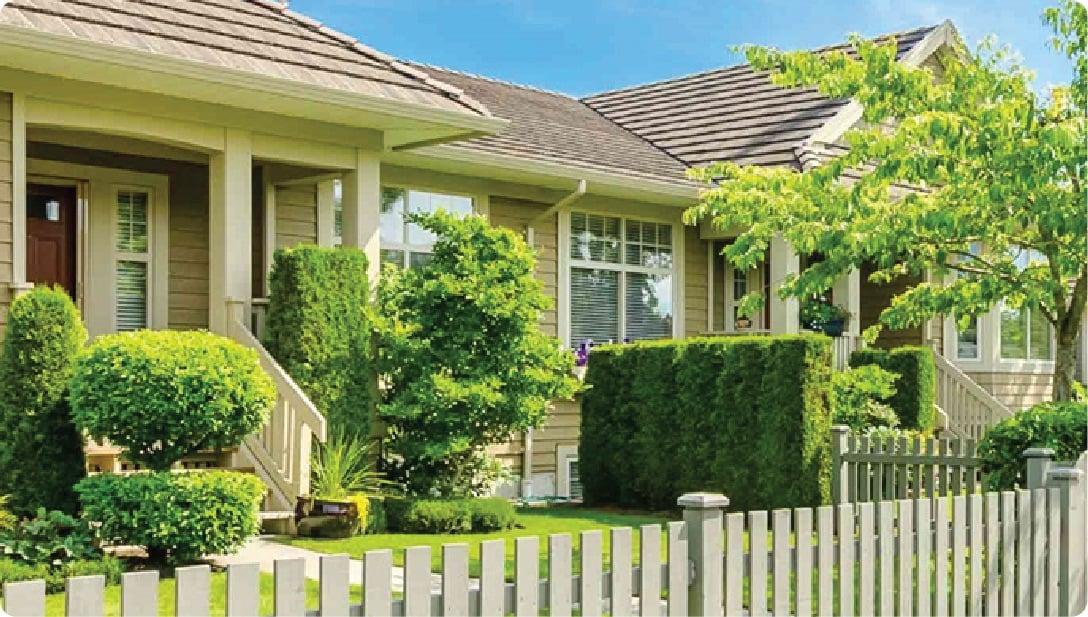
<box><xmin>725</xmin><ymin>262</ymin><xmax>764</xmax><ymax>331</ymax></box>
<box><xmin>380</xmin><ymin>188</ymin><xmax>473</xmax><ymax>269</ymax></box>
<box><xmin>115</xmin><ymin>190</ymin><xmax>150</xmax><ymax>331</ymax></box>
<box><xmin>956</xmin><ymin>318</ymin><xmax>981</xmax><ymax>360</ymax></box>
<box><xmin>567</xmin><ymin>458</ymin><xmax>582</xmax><ymax>501</ymax></box>
<box><xmin>569</xmin><ymin>212</ymin><xmax>674</xmax><ymax>346</ymax></box>
<box><xmin>1000</xmin><ymin>303</ymin><xmax>1053</xmax><ymax>360</ymax></box>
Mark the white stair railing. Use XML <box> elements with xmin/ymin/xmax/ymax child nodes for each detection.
<box><xmin>226</xmin><ymin>299</ymin><xmax>326</xmax><ymax>511</ymax></box>
<box><xmin>933</xmin><ymin>351</ymin><xmax>1012</xmax><ymax>440</ymax></box>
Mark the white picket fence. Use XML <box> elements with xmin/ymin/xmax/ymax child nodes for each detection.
<box><xmin>3</xmin><ymin>471</ymin><xmax>1085</xmax><ymax>616</ymax></box>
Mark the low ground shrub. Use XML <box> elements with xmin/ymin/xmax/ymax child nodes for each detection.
<box><xmin>265</xmin><ymin>245</ymin><xmax>373</xmax><ymax>437</ymax></box>
<box><xmin>70</xmin><ymin>330</ymin><xmax>274</xmax><ymax>471</ymax></box>
<box><xmin>76</xmin><ymin>471</ymin><xmax>264</xmax><ymax>564</ymax></box>
<box><xmin>0</xmin><ymin>508</ymin><xmax>98</xmax><ymax>564</ymax></box>
<box><xmin>0</xmin><ymin>286</ymin><xmax>87</xmax><ymax>514</ymax></box>
<box><xmin>466</xmin><ymin>498</ymin><xmax>517</xmax><ymax>531</ymax></box>
<box><xmin>366</xmin><ymin>499</ymin><xmax>388</xmax><ymax>534</ymax></box>
<box><xmin>849</xmin><ymin>346</ymin><xmax>936</xmax><ymax>431</ymax></box>
<box><xmin>384</xmin><ymin>497</ymin><xmax>516</xmax><ymax>533</ymax></box>
<box><xmin>580</xmin><ymin>335</ymin><xmax>833</xmax><ymax>512</ymax></box>
<box><xmin>978</xmin><ymin>401</ymin><xmax>1087</xmax><ymax>490</ymax></box>
<box><xmin>0</xmin><ymin>557</ymin><xmax>123</xmax><ymax>593</ymax></box>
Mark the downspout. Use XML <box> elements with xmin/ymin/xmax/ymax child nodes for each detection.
<box><xmin>520</xmin><ymin>179</ymin><xmax>587</xmax><ymax>500</ymax></box>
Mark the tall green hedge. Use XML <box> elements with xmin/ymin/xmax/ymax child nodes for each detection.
<box><xmin>580</xmin><ymin>335</ymin><xmax>833</xmax><ymax>512</ymax></box>
<box><xmin>0</xmin><ymin>287</ymin><xmax>87</xmax><ymax>515</ymax></box>
<box><xmin>265</xmin><ymin>246</ymin><xmax>373</xmax><ymax>437</ymax></box>
<box><xmin>849</xmin><ymin>346</ymin><xmax>936</xmax><ymax>432</ymax></box>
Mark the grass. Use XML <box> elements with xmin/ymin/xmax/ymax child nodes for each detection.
<box><xmin>40</xmin><ymin>572</ymin><xmax>362</xmax><ymax>617</ymax></box>
<box><xmin>281</xmin><ymin>505</ymin><xmax>674</xmax><ymax>579</ymax></box>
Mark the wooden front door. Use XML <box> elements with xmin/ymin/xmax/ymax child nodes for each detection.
<box><xmin>26</xmin><ymin>184</ymin><xmax>78</xmax><ymax>299</ymax></box>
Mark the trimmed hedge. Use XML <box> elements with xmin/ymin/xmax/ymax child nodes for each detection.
<box><xmin>580</xmin><ymin>335</ymin><xmax>833</xmax><ymax>512</ymax></box>
<box><xmin>849</xmin><ymin>346</ymin><xmax>936</xmax><ymax>432</ymax></box>
<box><xmin>265</xmin><ymin>245</ymin><xmax>373</xmax><ymax>437</ymax></box>
<box><xmin>978</xmin><ymin>401</ymin><xmax>1087</xmax><ymax>490</ymax></box>
<box><xmin>0</xmin><ymin>287</ymin><xmax>87</xmax><ymax>515</ymax></box>
<box><xmin>75</xmin><ymin>471</ymin><xmax>264</xmax><ymax>564</ymax></box>
<box><xmin>385</xmin><ymin>497</ymin><xmax>517</xmax><ymax>533</ymax></box>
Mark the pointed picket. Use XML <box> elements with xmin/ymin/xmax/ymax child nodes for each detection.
<box><xmin>549</xmin><ymin>534</ymin><xmax>573</xmax><ymax>617</ymax></box>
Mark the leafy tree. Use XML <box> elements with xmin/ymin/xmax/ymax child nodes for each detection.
<box><xmin>0</xmin><ymin>287</ymin><xmax>87</xmax><ymax>515</ymax></box>
<box><xmin>686</xmin><ymin>1</ymin><xmax>1087</xmax><ymax>400</ymax></box>
<box><xmin>377</xmin><ymin>211</ymin><xmax>580</xmax><ymax>497</ymax></box>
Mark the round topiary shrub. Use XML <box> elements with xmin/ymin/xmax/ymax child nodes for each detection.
<box><xmin>978</xmin><ymin>401</ymin><xmax>1087</xmax><ymax>490</ymax></box>
<box><xmin>70</xmin><ymin>330</ymin><xmax>275</xmax><ymax>471</ymax></box>
<box><xmin>0</xmin><ymin>286</ymin><xmax>87</xmax><ymax>515</ymax></box>
<box><xmin>75</xmin><ymin>471</ymin><xmax>264</xmax><ymax>564</ymax></box>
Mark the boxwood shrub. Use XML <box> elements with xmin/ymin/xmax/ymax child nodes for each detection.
<box><xmin>580</xmin><ymin>335</ymin><xmax>833</xmax><ymax>512</ymax></box>
<box><xmin>75</xmin><ymin>471</ymin><xmax>264</xmax><ymax>564</ymax></box>
<box><xmin>977</xmin><ymin>401</ymin><xmax>1087</xmax><ymax>490</ymax></box>
<box><xmin>265</xmin><ymin>245</ymin><xmax>373</xmax><ymax>437</ymax></box>
<box><xmin>849</xmin><ymin>346</ymin><xmax>936</xmax><ymax>432</ymax></box>
<box><xmin>70</xmin><ymin>330</ymin><xmax>274</xmax><ymax>471</ymax></box>
<box><xmin>0</xmin><ymin>286</ymin><xmax>87</xmax><ymax>514</ymax></box>
<box><xmin>385</xmin><ymin>497</ymin><xmax>517</xmax><ymax>533</ymax></box>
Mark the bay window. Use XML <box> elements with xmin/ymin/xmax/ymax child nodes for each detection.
<box><xmin>569</xmin><ymin>212</ymin><xmax>675</xmax><ymax>346</ymax></box>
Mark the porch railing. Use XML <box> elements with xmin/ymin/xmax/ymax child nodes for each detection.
<box><xmin>226</xmin><ymin>299</ymin><xmax>326</xmax><ymax>511</ymax></box>
<box><xmin>933</xmin><ymin>351</ymin><xmax>1013</xmax><ymax>440</ymax></box>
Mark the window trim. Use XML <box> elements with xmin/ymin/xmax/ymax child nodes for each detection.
<box><xmin>559</xmin><ymin>206</ymin><xmax>684</xmax><ymax>347</ymax></box>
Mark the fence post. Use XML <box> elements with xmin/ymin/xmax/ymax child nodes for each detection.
<box><xmin>1050</xmin><ymin>466</ymin><xmax>1085</xmax><ymax>616</ymax></box>
<box><xmin>1023</xmin><ymin>448</ymin><xmax>1055</xmax><ymax>489</ymax></box>
<box><xmin>678</xmin><ymin>492</ymin><xmax>728</xmax><ymax>617</ymax></box>
<box><xmin>831</xmin><ymin>425</ymin><xmax>851</xmax><ymax>504</ymax></box>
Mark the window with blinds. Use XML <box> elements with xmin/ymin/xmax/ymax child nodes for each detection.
<box><xmin>569</xmin><ymin>212</ymin><xmax>674</xmax><ymax>346</ymax></box>
<box><xmin>115</xmin><ymin>190</ymin><xmax>151</xmax><ymax>331</ymax></box>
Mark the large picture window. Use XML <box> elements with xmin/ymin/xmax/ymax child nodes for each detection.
<box><xmin>569</xmin><ymin>212</ymin><xmax>674</xmax><ymax>345</ymax></box>
<box><xmin>1000</xmin><ymin>303</ymin><xmax>1053</xmax><ymax>360</ymax></box>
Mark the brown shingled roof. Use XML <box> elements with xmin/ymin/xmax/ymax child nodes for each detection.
<box><xmin>582</xmin><ymin>25</ymin><xmax>938</xmax><ymax>169</ymax></box>
<box><xmin>0</xmin><ymin>0</ymin><xmax>491</xmax><ymax>117</ymax></box>
<box><xmin>417</xmin><ymin>65</ymin><xmax>692</xmax><ymax>185</ymax></box>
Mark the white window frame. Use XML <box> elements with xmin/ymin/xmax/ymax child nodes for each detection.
<box><xmin>25</xmin><ymin>160</ymin><xmax>168</xmax><ymax>337</ymax></box>
<box><xmin>112</xmin><ymin>186</ymin><xmax>154</xmax><ymax>332</ymax></box>
<box><xmin>559</xmin><ymin>207</ymin><xmax>684</xmax><ymax>347</ymax></box>
<box><xmin>555</xmin><ymin>445</ymin><xmax>580</xmax><ymax>499</ymax></box>
<box><xmin>723</xmin><ymin>261</ymin><xmax>766</xmax><ymax>332</ymax></box>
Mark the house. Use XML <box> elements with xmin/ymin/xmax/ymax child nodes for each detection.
<box><xmin>0</xmin><ymin>1</ymin><xmax>1076</xmax><ymax>504</ymax></box>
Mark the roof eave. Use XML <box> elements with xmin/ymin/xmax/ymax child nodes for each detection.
<box><xmin>0</xmin><ymin>23</ymin><xmax>509</xmax><ymax>142</ymax></box>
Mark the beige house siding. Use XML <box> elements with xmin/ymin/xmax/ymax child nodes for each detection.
<box><xmin>966</xmin><ymin>371</ymin><xmax>1052</xmax><ymax>412</ymax></box>
<box><xmin>488</xmin><ymin>196</ymin><xmax>558</xmax><ymax>337</ymax></box>
<box><xmin>684</xmin><ymin>226</ymin><xmax>708</xmax><ymax>336</ymax></box>
<box><xmin>275</xmin><ymin>185</ymin><xmax>318</xmax><ymax>249</ymax></box>
<box><xmin>0</xmin><ymin>94</ymin><xmax>13</xmax><ymax>326</ymax></box>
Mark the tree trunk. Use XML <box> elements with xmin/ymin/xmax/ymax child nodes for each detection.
<box><xmin>1052</xmin><ymin>328</ymin><xmax>1079</xmax><ymax>402</ymax></box>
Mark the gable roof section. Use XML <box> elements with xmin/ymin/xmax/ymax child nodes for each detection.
<box><xmin>582</xmin><ymin>25</ymin><xmax>939</xmax><ymax>169</ymax></box>
<box><xmin>416</xmin><ymin>65</ymin><xmax>692</xmax><ymax>186</ymax></box>
<box><xmin>0</xmin><ymin>0</ymin><xmax>491</xmax><ymax>118</ymax></box>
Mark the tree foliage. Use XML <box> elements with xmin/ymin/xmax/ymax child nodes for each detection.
<box><xmin>686</xmin><ymin>2</ymin><xmax>1087</xmax><ymax>399</ymax></box>
<box><xmin>376</xmin><ymin>211</ymin><xmax>579</xmax><ymax>497</ymax></box>
<box><xmin>0</xmin><ymin>287</ymin><xmax>87</xmax><ymax>515</ymax></box>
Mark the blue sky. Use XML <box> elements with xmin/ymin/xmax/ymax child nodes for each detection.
<box><xmin>290</xmin><ymin>0</ymin><xmax>1072</xmax><ymax>98</ymax></box>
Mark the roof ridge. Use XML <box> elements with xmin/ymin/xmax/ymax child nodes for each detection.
<box><xmin>409</xmin><ymin>61</ymin><xmax>579</xmax><ymax>100</ymax></box>
<box><xmin>582</xmin><ymin>23</ymin><xmax>940</xmax><ymax>101</ymax></box>
<box><xmin>246</xmin><ymin>0</ymin><xmax>492</xmax><ymax>117</ymax></box>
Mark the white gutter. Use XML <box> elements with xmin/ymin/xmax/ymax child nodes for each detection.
<box><xmin>520</xmin><ymin>180</ymin><xmax>587</xmax><ymax>499</ymax></box>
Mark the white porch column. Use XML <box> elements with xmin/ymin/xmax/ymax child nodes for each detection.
<box><xmin>208</xmin><ymin>129</ymin><xmax>253</xmax><ymax>334</ymax></box>
<box><xmin>340</xmin><ymin>149</ymin><xmax>381</xmax><ymax>287</ymax></box>
<box><xmin>832</xmin><ymin>268</ymin><xmax>862</xmax><ymax>337</ymax></box>
<box><xmin>11</xmin><ymin>92</ymin><xmax>27</xmax><ymax>287</ymax></box>
<box><xmin>316</xmin><ymin>179</ymin><xmax>337</xmax><ymax>247</ymax></box>
<box><xmin>769</xmin><ymin>234</ymin><xmax>800</xmax><ymax>334</ymax></box>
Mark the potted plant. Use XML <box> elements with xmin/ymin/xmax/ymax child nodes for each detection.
<box><xmin>799</xmin><ymin>297</ymin><xmax>850</xmax><ymax>337</ymax></box>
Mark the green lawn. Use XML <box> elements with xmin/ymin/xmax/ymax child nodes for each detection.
<box><xmin>40</xmin><ymin>572</ymin><xmax>362</xmax><ymax>617</ymax></box>
<box><xmin>280</xmin><ymin>506</ymin><xmax>674</xmax><ymax>579</ymax></box>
